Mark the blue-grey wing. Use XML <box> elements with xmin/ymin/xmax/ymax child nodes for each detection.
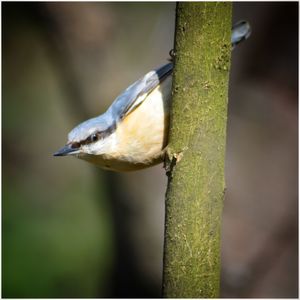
<box><xmin>107</xmin><ymin>62</ymin><xmax>173</xmax><ymax>121</ymax></box>
<box><xmin>231</xmin><ymin>20</ymin><xmax>251</xmax><ymax>48</ymax></box>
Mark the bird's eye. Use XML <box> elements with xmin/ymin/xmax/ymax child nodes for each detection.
<box><xmin>90</xmin><ymin>133</ymin><xmax>99</xmax><ymax>143</ymax></box>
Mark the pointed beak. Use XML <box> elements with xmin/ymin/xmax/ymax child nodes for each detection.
<box><xmin>53</xmin><ymin>144</ymin><xmax>79</xmax><ymax>157</ymax></box>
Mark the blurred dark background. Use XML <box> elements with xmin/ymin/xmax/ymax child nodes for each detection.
<box><xmin>2</xmin><ymin>2</ymin><xmax>298</xmax><ymax>298</ymax></box>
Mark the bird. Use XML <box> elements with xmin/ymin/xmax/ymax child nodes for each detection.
<box><xmin>54</xmin><ymin>21</ymin><xmax>251</xmax><ymax>172</ymax></box>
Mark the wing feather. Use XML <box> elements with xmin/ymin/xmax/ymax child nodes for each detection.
<box><xmin>107</xmin><ymin>63</ymin><xmax>173</xmax><ymax>121</ymax></box>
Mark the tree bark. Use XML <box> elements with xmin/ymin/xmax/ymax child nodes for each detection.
<box><xmin>163</xmin><ymin>3</ymin><xmax>232</xmax><ymax>298</ymax></box>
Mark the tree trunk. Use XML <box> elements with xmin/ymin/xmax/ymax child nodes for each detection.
<box><xmin>163</xmin><ymin>3</ymin><xmax>232</xmax><ymax>298</ymax></box>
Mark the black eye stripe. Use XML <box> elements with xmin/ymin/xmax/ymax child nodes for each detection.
<box><xmin>84</xmin><ymin>132</ymin><xmax>101</xmax><ymax>144</ymax></box>
<box><xmin>71</xmin><ymin>142</ymin><xmax>80</xmax><ymax>149</ymax></box>
<box><xmin>84</xmin><ymin>131</ymin><xmax>103</xmax><ymax>144</ymax></box>
<box><xmin>77</xmin><ymin>123</ymin><xmax>117</xmax><ymax>146</ymax></box>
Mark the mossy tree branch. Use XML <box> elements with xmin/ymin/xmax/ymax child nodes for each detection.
<box><xmin>163</xmin><ymin>3</ymin><xmax>232</xmax><ymax>298</ymax></box>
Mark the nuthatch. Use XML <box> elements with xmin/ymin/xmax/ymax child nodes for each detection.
<box><xmin>54</xmin><ymin>21</ymin><xmax>251</xmax><ymax>172</ymax></box>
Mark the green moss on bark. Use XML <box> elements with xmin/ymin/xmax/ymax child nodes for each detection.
<box><xmin>163</xmin><ymin>3</ymin><xmax>232</xmax><ymax>298</ymax></box>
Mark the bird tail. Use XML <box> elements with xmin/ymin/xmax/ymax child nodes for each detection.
<box><xmin>231</xmin><ymin>20</ymin><xmax>251</xmax><ymax>48</ymax></box>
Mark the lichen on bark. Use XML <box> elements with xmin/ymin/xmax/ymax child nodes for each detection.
<box><xmin>163</xmin><ymin>2</ymin><xmax>232</xmax><ymax>298</ymax></box>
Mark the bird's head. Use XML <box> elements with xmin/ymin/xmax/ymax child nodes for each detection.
<box><xmin>54</xmin><ymin>114</ymin><xmax>116</xmax><ymax>158</ymax></box>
